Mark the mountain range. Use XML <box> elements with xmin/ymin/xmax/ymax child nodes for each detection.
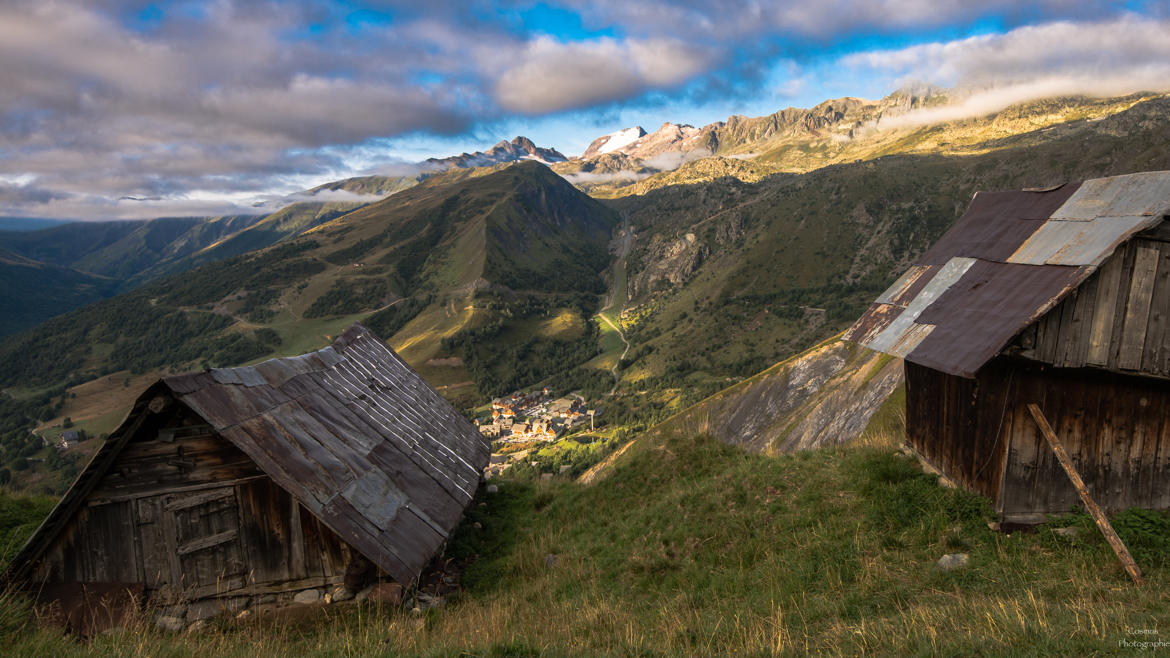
<box><xmin>0</xmin><ymin>87</ymin><xmax>963</xmax><ymax>336</ymax></box>
<box><xmin>0</xmin><ymin>162</ymin><xmax>615</xmax><ymax>407</ymax></box>
<box><xmin>2</xmin><ymin>88</ymin><xmax>1170</xmax><ymax>492</ymax></box>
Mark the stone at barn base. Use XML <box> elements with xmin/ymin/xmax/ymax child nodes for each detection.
<box><xmin>293</xmin><ymin>589</ymin><xmax>321</xmax><ymax>604</ymax></box>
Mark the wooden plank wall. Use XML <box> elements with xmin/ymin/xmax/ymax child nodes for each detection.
<box><xmin>1012</xmin><ymin>232</ymin><xmax>1170</xmax><ymax>377</ymax></box>
<box><xmin>34</xmin><ymin>408</ymin><xmax>358</xmax><ymax>600</ymax></box>
<box><xmin>905</xmin><ymin>361</ymin><xmax>1015</xmax><ymax>505</ymax></box>
<box><xmin>998</xmin><ymin>360</ymin><xmax>1170</xmax><ymax>521</ymax></box>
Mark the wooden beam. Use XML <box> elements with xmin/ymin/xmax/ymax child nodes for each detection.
<box><xmin>177</xmin><ymin>529</ymin><xmax>239</xmax><ymax>556</ymax></box>
<box><xmin>1026</xmin><ymin>403</ymin><xmax>1144</xmax><ymax>586</ymax></box>
<box><xmin>1087</xmin><ymin>253</ymin><xmax>1125</xmax><ymax>366</ymax></box>
<box><xmin>86</xmin><ymin>475</ymin><xmax>267</xmax><ymax>506</ymax></box>
<box><xmin>1118</xmin><ymin>246</ymin><xmax>1161</xmax><ymax>370</ymax></box>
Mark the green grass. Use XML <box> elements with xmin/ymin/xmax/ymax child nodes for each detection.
<box><xmin>594</xmin><ymin>316</ymin><xmax>623</xmax><ymax>357</ymax></box>
<box><xmin>0</xmin><ymin>491</ymin><xmax>57</xmax><ymax>567</ymax></box>
<box><xmin>606</xmin><ymin>257</ymin><xmax>628</xmax><ymax>317</ymax></box>
<box><xmin>263</xmin><ymin>312</ymin><xmax>374</xmax><ymax>360</ymax></box>
<box><xmin>4</xmin><ymin>429</ymin><xmax>1167</xmax><ymax>656</ymax></box>
<box><xmin>37</xmin><ymin>407</ymin><xmax>125</xmax><ymax>444</ymax></box>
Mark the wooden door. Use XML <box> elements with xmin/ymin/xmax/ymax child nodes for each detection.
<box><xmin>135</xmin><ymin>486</ymin><xmax>247</xmax><ymax>600</ymax></box>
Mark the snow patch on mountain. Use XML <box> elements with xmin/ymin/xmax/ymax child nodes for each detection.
<box><xmin>598</xmin><ymin>127</ymin><xmax>645</xmax><ymax>154</ymax></box>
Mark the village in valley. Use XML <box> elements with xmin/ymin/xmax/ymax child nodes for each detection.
<box><xmin>474</xmin><ymin>387</ymin><xmax>601</xmax><ymax>478</ymax></box>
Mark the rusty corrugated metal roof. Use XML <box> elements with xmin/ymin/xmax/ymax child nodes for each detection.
<box><xmin>845</xmin><ymin>171</ymin><xmax>1170</xmax><ymax>377</ymax></box>
<box><xmin>164</xmin><ymin>323</ymin><xmax>490</xmax><ymax>584</ymax></box>
<box><xmin>916</xmin><ymin>183</ymin><xmax>1081</xmax><ymax>265</ymax></box>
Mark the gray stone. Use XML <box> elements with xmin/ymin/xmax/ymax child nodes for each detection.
<box><xmin>559</xmin><ymin>465</ymin><xmax>572</xmax><ymax>474</ymax></box>
<box><xmin>540</xmin><ymin>473</ymin><xmax>553</xmax><ymax>481</ymax></box>
<box><xmin>185</xmin><ymin>600</ymin><xmax>222</xmax><ymax>622</ymax></box>
<box><xmin>1054</xmin><ymin>527</ymin><xmax>1079</xmax><ymax>540</ymax></box>
<box><xmin>293</xmin><ymin>588</ymin><xmax>321</xmax><ymax>604</ymax></box>
<box><xmin>486</xmin><ymin>484</ymin><xmax>499</xmax><ymax>494</ymax></box>
<box><xmin>544</xmin><ymin>553</ymin><xmax>559</xmax><ymax>569</ymax></box>
<box><xmin>937</xmin><ymin>553</ymin><xmax>970</xmax><ymax>571</ymax></box>
<box><xmin>330</xmin><ymin>585</ymin><xmax>355</xmax><ymax>603</ymax></box>
<box><xmin>355</xmin><ymin>586</ymin><xmax>373</xmax><ymax>603</ymax></box>
<box><xmin>416</xmin><ymin>592</ymin><xmax>444</xmax><ymax>609</ymax></box>
<box><xmin>258</xmin><ymin>594</ymin><xmax>277</xmax><ymax>605</ymax></box>
<box><xmin>221</xmin><ymin>597</ymin><xmax>249</xmax><ymax>613</ymax></box>
<box><xmin>155</xmin><ymin>615</ymin><xmax>186</xmax><ymax>632</ymax></box>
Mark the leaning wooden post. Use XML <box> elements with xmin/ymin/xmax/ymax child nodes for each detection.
<box><xmin>1026</xmin><ymin>403</ymin><xmax>1144</xmax><ymax>586</ymax></box>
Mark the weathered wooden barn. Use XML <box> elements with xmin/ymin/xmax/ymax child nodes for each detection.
<box><xmin>846</xmin><ymin>171</ymin><xmax>1170</xmax><ymax>523</ymax></box>
<box><xmin>4</xmin><ymin>323</ymin><xmax>490</xmax><ymax>619</ymax></box>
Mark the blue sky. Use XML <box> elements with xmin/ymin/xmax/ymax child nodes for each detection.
<box><xmin>1</xmin><ymin>1</ymin><xmax>1168</xmax><ymax>219</ymax></box>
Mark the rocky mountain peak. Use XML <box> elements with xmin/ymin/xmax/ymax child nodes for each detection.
<box><xmin>425</xmin><ymin>136</ymin><xmax>567</xmax><ymax>170</ymax></box>
<box><xmin>510</xmin><ymin>135</ymin><xmax>538</xmax><ymax>151</ymax></box>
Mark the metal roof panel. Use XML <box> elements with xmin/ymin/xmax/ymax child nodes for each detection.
<box><xmin>917</xmin><ymin>184</ymin><xmax>1080</xmax><ymax>265</ymax></box>
<box><xmin>864</xmin><ymin>257</ymin><xmax>975</xmax><ymax>355</ymax></box>
<box><xmin>910</xmin><ymin>262</ymin><xmax>1087</xmax><ymax>377</ymax></box>
<box><xmin>1052</xmin><ymin>171</ymin><xmax>1170</xmax><ymax>220</ymax></box>
<box><xmin>875</xmin><ymin>265</ymin><xmax>934</xmax><ymax>306</ymax></box>
<box><xmin>1009</xmin><ymin>215</ymin><xmax>1162</xmax><ymax>266</ymax></box>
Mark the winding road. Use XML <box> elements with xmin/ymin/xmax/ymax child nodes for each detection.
<box><xmin>599</xmin><ymin>217</ymin><xmax>634</xmax><ymax>394</ymax></box>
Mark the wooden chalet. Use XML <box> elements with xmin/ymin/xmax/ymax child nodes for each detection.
<box><xmin>5</xmin><ymin>323</ymin><xmax>490</xmax><ymax>618</ymax></box>
<box><xmin>846</xmin><ymin>171</ymin><xmax>1170</xmax><ymax>523</ymax></box>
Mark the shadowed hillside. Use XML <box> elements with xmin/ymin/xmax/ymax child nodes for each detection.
<box><xmin>0</xmin><ymin>162</ymin><xmax>617</xmax><ymax>408</ymax></box>
<box><xmin>602</xmin><ymin>95</ymin><xmax>1170</xmax><ymax>410</ymax></box>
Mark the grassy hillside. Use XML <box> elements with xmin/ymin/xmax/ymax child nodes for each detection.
<box><xmin>2</xmin><ymin>427</ymin><xmax>1167</xmax><ymax>655</ymax></box>
<box><xmin>0</xmin><ymin>215</ymin><xmax>264</xmax><ymax>283</ymax></box>
<box><xmin>307</xmin><ymin>174</ymin><xmax>421</xmax><ymax>196</ymax></box>
<box><xmin>0</xmin><ymin>250</ymin><xmax>119</xmax><ymax>336</ymax></box>
<box><xmin>0</xmin><ymin>203</ymin><xmax>365</xmax><ymax>334</ymax></box>
<box><xmin>133</xmin><ymin>202</ymin><xmax>362</xmax><ymax>285</ymax></box>
<box><xmin>0</xmin><ymin>215</ymin><xmax>266</xmax><ymax>335</ymax></box>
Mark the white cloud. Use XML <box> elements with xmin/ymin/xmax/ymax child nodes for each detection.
<box><xmin>641</xmin><ymin>148</ymin><xmax>712</xmax><ymax>171</ymax></box>
<box><xmin>563</xmin><ymin>0</ymin><xmax>1128</xmax><ymax>41</ymax></box>
<box><xmin>843</xmin><ymin>15</ymin><xmax>1170</xmax><ymax>127</ymax></box>
<box><xmin>559</xmin><ymin>169</ymin><xmax>649</xmax><ymax>186</ymax></box>
<box><xmin>495</xmin><ymin>36</ymin><xmax>714</xmax><ymax>114</ymax></box>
